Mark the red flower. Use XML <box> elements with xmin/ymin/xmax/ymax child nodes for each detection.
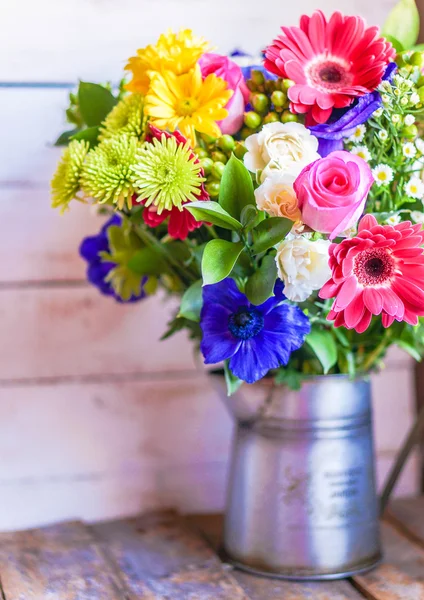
<box><xmin>264</xmin><ymin>11</ymin><xmax>395</xmax><ymax>124</ymax></box>
<box><xmin>319</xmin><ymin>215</ymin><xmax>424</xmax><ymax>333</ymax></box>
<box><xmin>135</xmin><ymin>125</ymin><xmax>209</xmax><ymax>240</ymax></box>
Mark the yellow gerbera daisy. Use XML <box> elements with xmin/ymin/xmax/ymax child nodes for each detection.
<box><xmin>126</xmin><ymin>29</ymin><xmax>210</xmax><ymax>94</ymax></box>
<box><xmin>145</xmin><ymin>64</ymin><xmax>233</xmax><ymax>146</ymax></box>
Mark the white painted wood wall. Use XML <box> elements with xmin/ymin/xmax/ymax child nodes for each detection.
<box><xmin>0</xmin><ymin>0</ymin><xmax>419</xmax><ymax>532</ymax></box>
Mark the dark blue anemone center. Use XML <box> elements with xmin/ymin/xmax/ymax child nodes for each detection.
<box><xmin>228</xmin><ymin>307</ymin><xmax>264</xmax><ymax>340</ymax></box>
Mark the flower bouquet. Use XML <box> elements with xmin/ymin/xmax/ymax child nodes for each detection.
<box><xmin>51</xmin><ymin>0</ymin><xmax>424</xmax><ymax>579</ymax></box>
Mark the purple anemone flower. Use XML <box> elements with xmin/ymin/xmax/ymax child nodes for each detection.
<box><xmin>309</xmin><ymin>63</ymin><xmax>397</xmax><ymax>157</ymax></box>
<box><xmin>80</xmin><ymin>215</ymin><xmax>147</xmax><ymax>303</ymax></box>
<box><xmin>200</xmin><ymin>278</ymin><xmax>310</xmax><ymax>384</ymax></box>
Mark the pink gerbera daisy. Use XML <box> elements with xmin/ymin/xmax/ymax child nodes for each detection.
<box><xmin>134</xmin><ymin>124</ymin><xmax>209</xmax><ymax>240</ymax></box>
<box><xmin>264</xmin><ymin>11</ymin><xmax>395</xmax><ymax>124</ymax></box>
<box><xmin>319</xmin><ymin>215</ymin><xmax>424</xmax><ymax>333</ymax></box>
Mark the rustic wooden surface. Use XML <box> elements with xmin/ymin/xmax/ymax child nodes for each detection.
<box><xmin>1</xmin><ymin>498</ymin><xmax>424</xmax><ymax>599</ymax></box>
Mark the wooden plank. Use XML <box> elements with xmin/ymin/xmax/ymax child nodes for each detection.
<box><xmin>386</xmin><ymin>497</ymin><xmax>424</xmax><ymax>550</ymax></box>
<box><xmin>0</xmin><ymin>0</ymin><xmax>397</xmax><ymax>83</ymax></box>
<box><xmin>0</xmin><ymin>521</ymin><xmax>132</xmax><ymax>599</ymax></box>
<box><xmin>188</xmin><ymin>514</ymin><xmax>364</xmax><ymax>600</ymax></box>
<box><xmin>353</xmin><ymin>522</ymin><xmax>424</xmax><ymax>599</ymax></box>
<box><xmin>0</xmin><ymin>287</ymin><xmax>197</xmax><ymax>381</ymax></box>
<box><xmin>91</xmin><ymin>511</ymin><xmax>250</xmax><ymax>599</ymax></box>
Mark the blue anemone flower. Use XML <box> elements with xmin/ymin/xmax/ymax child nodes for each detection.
<box><xmin>309</xmin><ymin>63</ymin><xmax>397</xmax><ymax>157</ymax></box>
<box><xmin>79</xmin><ymin>215</ymin><xmax>146</xmax><ymax>303</ymax></box>
<box><xmin>200</xmin><ymin>278</ymin><xmax>310</xmax><ymax>384</ymax></box>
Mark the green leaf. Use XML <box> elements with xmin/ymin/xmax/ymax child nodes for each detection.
<box><xmin>383</xmin><ymin>0</ymin><xmax>419</xmax><ymax>50</ymax></box>
<box><xmin>54</xmin><ymin>128</ymin><xmax>80</xmax><ymax>146</ymax></box>
<box><xmin>306</xmin><ymin>329</ymin><xmax>338</xmax><ymax>375</ymax></box>
<box><xmin>224</xmin><ymin>361</ymin><xmax>243</xmax><ymax>396</ymax></box>
<box><xmin>410</xmin><ymin>43</ymin><xmax>424</xmax><ymax>51</ymax></box>
<box><xmin>202</xmin><ymin>240</ymin><xmax>244</xmax><ymax>285</ymax></box>
<box><xmin>178</xmin><ymin>280</ymin><xmax>203</xmax><ymax>322</ymax></box>
<box><xmin>395</xmin><ymin>339</ymin><xmax>422</xmax><ymax>361</ymax></box>
<box><xmin>251</xmin><ymin>217</ymin><xmax>292</xmax><ymax>254</ymax></box>
<box><xmin>127</xmin><ymin>247</ymin><xmax>169</xmax><ymax>276</ymax></box>
<box><xmin>245</xmin><ymin>255</ymin><xmax>277</xmax><ymax>305</ymax></box>
<box><xmin>240</xmin><ymin>204</ymin><xmax>265</xmax><ymax>232</ymax></box>
<box><xmin>382</xmin><ymin>34</ymin><xmax>405</xmax><ymax>53</ymax></box>
<box><xmin>78</xmin><ymin>82</ymin><xmax>117</xmax><ymax>127</ymax></box>
<box><xmin>219</xmin><ymin>154</ymin><xmax>255</xmax><ymax>220</ymax></box>
<box><xmin>274</xmin><ymin>368</ymin><xmax>303</xmax><ymax>390</ymax></box>
<box><xmin>71</xmin><ymin>126</ymin><xmax>100</xmax><ymax>147</ymax></box>
<box><xmin>185</xmin><ymin>201</ymin><xmax>242</xmax><ymax>231</ymax></box>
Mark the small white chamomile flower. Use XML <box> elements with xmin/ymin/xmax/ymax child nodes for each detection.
<box><xmin>351</xmin><ymin>146</ymin><xmax>372</xmax><ymax>162</ymax></box>
<box><xmin>405</xmin><ymin>177</ymin><xmax>424</xmax><ymax>199</ymax></box>
<box><xmin>400</xmin><ymin>97</ymin><xmax>409</xmax><ymax>106</ymax></box>
<box><xmin>411</xmin><ymin>211</ymin><xmax>424</xmax><ymax>224</ymax></box>
<box><xmin>372</xmin><ymin>164</ymin><xmax>394</xmax><ymax>186</ymax></box>
<box><xmin>348</xmin><ymin>124</ymin><xmax>366</xmax><ymax>143</ymax></box>
<box><xmin>410</xmin><ymin>92</ymin><xmax>420</xmax><ymax>106</ymax></box>
<box><xmin>378</xmin><ymin>130</ymin><xmax>389</xmax><ymax>141</ymax></box>
<box><xmin>403</xmin><ymin>142</ymin><xmax>417</xmax><ymax>159</ymax></box>
<box><xmin>385</xmin><ymin>214</ymin><xmax>401</xmax><ymax>226</ymax></box>
<box><xmin>381</xmin><ymin>94</ymin><xmax>390</xmax><ymax>104</ymax></box>
<box><xmin>405</xmin><ymin>114</ymin><xmax>416</xmax><ymax>126</ymax></box>
<box><xmin>392</xmin><ymin>114</ymin><xmax>401</xmax><ymax>124</ymax></box>
<box><xmin>373</xmin><ymin>108</ymin><xmax>384</xmax><ymax>118</ymax></box>
<box><xmin>416</xmin><ymin>138</ymin><xmax>424</xmax><ymax>154</ymax></box>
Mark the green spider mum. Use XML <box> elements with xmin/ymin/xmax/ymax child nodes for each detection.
<box><xmin>131</xmin><ymin>136</ymin><xmax>205</xmax><ymax>214</ymax></box>
<box><xmin>80</xmin><ymin>134</ymin><xmax>139</xmax><ymax>210</ymax></box>
<box><xmin>99</xmin><ymin>94</ymin><xmax>147</xmax><ymax>141</ymax></box>
<box><xmin>51</xmin><ymin>140</ymin><xmax>89</xmax><ymax>212</ymax></box>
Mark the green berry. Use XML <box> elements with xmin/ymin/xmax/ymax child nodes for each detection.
<box><xmin>264</xmin><ymin>80</ymin><xmax>276</xmax><ymax>94</ymax></box>
<box><xmin>410</xmin><ymin>52</ymin><xmax>424</xmax><ymax>67</ymax></box>
<box><xmin>251</xmin><ymin>70</ymin><xmax>265</xmax><ymax>86</ymax></box>
<box><xmin>244</xmin><ymin>111</ymin><xmax>262</xmax><ymax>129</ymax></box>
<box><xmin>240</xmin><ymin>127</ymin><xmax>252</xmax><ymax>140</ymax></box>
<box><xmin>263</xmin><ymin>112</ymin><xmax>280</xmax><ymax>124</ymax></box>
<box><xmin>402</xmin><ymin>124</ymin><xmax>418</xmax><ymax>139</ymax></box>
<box><xmin>194</xmin><ymin>146</ymin><xmax>209</xmax><ymax>159</ymax></box>
<box><xmin>271</xmin><ymin>90</ymin><xmax>287</xmax><ymax>108</ymax></box>
<box><xmin>418</xmin><ymin>86</ymin><xmax>424</xmax><ymax>102</ymax></box>
<box><xmin>281</xmin><ymin>110</ymin><xmax>299</xmax><ymax>123</ymax></box>
<box><xmin>211</xmin><ymin>161</ymin><xmax>226</xmax><ymax>180</ymax></box>
<box><xmin>201</xmin><ymin>133</ymin><xmax>217</xmax><ymax>144</ymax></box>
<box><xmin>211</xmin><ymin>151</ymin><xmax>228</xmax><ymax>164</ymax></box>
<box><xmin>199</xmin><ymin>157</ymin><xmax>214</xmax><ymax>176</ymax></box>
<box><xmin>217</xmin><ymin>134</ymin><xmax>235</xmax><ymax>153</ymax></box>
<box><xmin>234</xmin><ymin>142</ymin><xmax>247</xmax><ymax>160</ymax></box>
<box><xmin>246</xmin><ymin>80</ymin><xmax>257</xmax><ymax>92</ymax></box>
<box><xmin>251</xmin><ymin>93</ymin><xmax>269</xmax><ymax>114</ymax></box>
<box><xmin>282</xmin><ymin>78</ymin><xmax>295</xmax><ymax>91</ymax></box>
<box><xmin>206</xmin><ymin>181</ymin><xmax>220</xmax><ymax>198</ymax></box>
<box><xmin>417</xmin><ymin>76</ymin><xmax>424</xmax><ymax>87</ymax></box>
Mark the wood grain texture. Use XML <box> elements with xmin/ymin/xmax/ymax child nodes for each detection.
<box><xmin>387</xmin><ymin>497</ymin><xmax>424</xmax><ymax>550</ymax></box>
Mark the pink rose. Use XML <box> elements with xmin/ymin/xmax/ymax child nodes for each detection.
<box><xmin>294</xmin><ymin>151</ymin><xmax>374</xmax><ymax>240</ymax></box>
<box><xmin>199</xmin><ymin>53</ymin><xmax>249</xmax><ymax>135</ymax></box>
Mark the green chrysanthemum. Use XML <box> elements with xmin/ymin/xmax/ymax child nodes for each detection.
<box><xmin>81</xmin><ymin>134</ymin><xmax>139</xmax><ymax>210</ymax></box>
<box><xmin>131</xmin><ymin>136</ymin><xmax>204</xmax><ymax>214</ymax></box>
<box><xmin>51</xmin><ymin>140</ymin><xmax>89</xmax><ymax>212</ymax></box>
<box><xmin>99</xmin><ymin>94</ymin><xmax>147</xmax><ymax>141</ymax></box>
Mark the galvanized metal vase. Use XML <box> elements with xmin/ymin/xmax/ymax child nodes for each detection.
<box><xmin>211</xmin><ymin>373</ymin><xmax>382</xmax><ymax>580</ymax></box>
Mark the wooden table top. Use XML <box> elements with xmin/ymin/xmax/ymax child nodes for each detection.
<box><xmin>0</xmin><ymin>498</ymin><xmax>424</xmax><ymax>599</ymax></box>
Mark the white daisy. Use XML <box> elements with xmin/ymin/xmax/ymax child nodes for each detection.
<box><xmin>410</xmin><ymin>92</ymin><xmax>420</xmax><ymax>106</ymax></box>
<box><xmin>385</xmin><ymin>214</ymin><xmax>401</xmax><ymax>226</ymax></box>
<box><xmin>372</xmin><ymin>164</ymin><xmax>394</xmax><ymax>186</ymax></box>
<box><xmin>381</xmin><ymin>94</ymin><xmax>390</xmax><ymax>104</ymax></box>
<box><xmin>411</xmin><ymin>211</ymin><xmax>424</xmax><ymax>224</ymax></box>
<box><xmin>405</xmin><ymin>114</ymin><xmax>416</xmax><ymax>126</ymax></box>
<box><xmin>403</xmin><ymin>142</ymin><xmax>417</xmax><ymax>159</ymax></box>
<box><xmin>400</xmin><ymin>97</ymin><xmax>409</xmax><ymax>106</ymax></box>
<box><xmin>392</xmin><ymin>114</ymin><xmax>401</xmax><ymax>124</ymax></box>
<box><xmin>348</xmin><ymin>124</ymin><xmax>366</xmax><ymax>144</ymax></box>
<box><xmin>378</xmin><ymin>130</ymin><xmax>389</xmax><ymax>142</ymax></box>
<box><xmin>351</xmin><ymin>146</ymin><xmax>372</xmax><ymax>162</ymax></box>
<box><xmin>373</xmin><ymin>108</ymin><xmax>384</xmax><ymax>118</ymax></box>
<box><xmin>416</xmin><ymin>138</ymin><xmax>424</xmax><ymax>154</ymax></box>
<box><xmin>405</xmin><ymin>177</ymin><xmax>424</xmax><ymax>199</ymax></box>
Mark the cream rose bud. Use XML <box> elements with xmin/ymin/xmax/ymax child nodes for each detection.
<box><xmin>244</xmin><ymin>122</ymin><xmax>320</xmax><ymax>183</ymax></box>
<box><xmin>276</xmin><ymin>237</ymin><xmax>332</xmax><ymax>302</ymax></box>
<box><xmin>254</xmin><ymin>172</ymin><xmax>302</xmax><ymax>222</ymax></box>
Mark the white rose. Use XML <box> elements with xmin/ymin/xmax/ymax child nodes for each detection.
<box><xmin>275</xmin><ymin>237</ymin><xmax>331</xmax><ymax>302</ymax></box>
<box><xmin>254</xmin><ymin>172</ymin><xmax>301</xmax><ymax>222</ymax></box>
<box><xmin>244</xmin><ymin>122</ymin><xmax>320</xmax><ymax>183</ymax></box>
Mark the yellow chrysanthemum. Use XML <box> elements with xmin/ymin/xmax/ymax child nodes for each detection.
<box><xmin>51</xmin><ymin>140</ymin><xmax>89</xmax><ymax>213</ymax></box>
<box><xmin>145</xmin><ymin>64</ymin><xmax>233</xmax><ymax>146</ymax></box>
<box><xmin>126</xmin><ymin>29</ymin><xmax>210</xmax><ymax>94</ymax></box>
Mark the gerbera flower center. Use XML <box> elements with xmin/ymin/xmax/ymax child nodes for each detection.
<box><xmin>306</xmin><ymin>56</ymin><xmax>353</xmax><ymax>93</ymax></box>
<box><xmin>353</xmin><ymin>248</ymin><xmax>396</xmax><ymax>287</ymax></box>
<box><xmin>178</xmin><ymin>97</ymin><xmax>200</xmax><ymax>116</ymax></box>
<box><xmin>228</xmin><ymin>307</ymin><xmax>264</xmax><ymax>340</ymax></box>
